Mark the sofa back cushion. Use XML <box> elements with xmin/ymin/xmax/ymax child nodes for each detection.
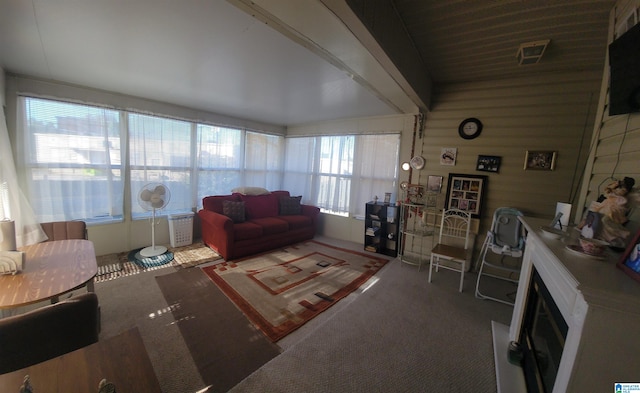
<box><xmin>202</xmin><ymin>194</ymin><xmax>240</xmax><ymax>214</ymax></box>
<box><xmin>240</xmin><ymin>193</ymin><xmax>278</xmax><ymax>219</ymax></box>
<box><xmin>271</xmin><ymin>190</ymin><xmax>290</xmax><ymax>198</ymax></box>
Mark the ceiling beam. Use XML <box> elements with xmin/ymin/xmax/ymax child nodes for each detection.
<box><xmin>228</xmin><ymin>0</ymin><xmax>421</xmax><ymax>115</ymax></box>
<box><xmin>334</xmin><ymin>0</ymin><xmax>433</xmax><ymax>111</ymax></box>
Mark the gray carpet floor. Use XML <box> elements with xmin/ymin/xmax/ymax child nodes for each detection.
<box><xmin>230</xmin><ymin>244</ymin><xmax>514</xmax><ymax>392</ymax></box>
<box><xmin>94</xmin><ymin>236</ymin><xmax>515</xmax><ymax>393</ymax></box>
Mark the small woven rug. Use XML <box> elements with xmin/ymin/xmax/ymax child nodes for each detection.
<box><xmin>128</xmin><ymin>248</ymin><xmax>174</xmax><ymax>268</ymax></box>
<box><xmin>95</xmin><ymin>241</ymin><xmax>221</xmax><ymax>283</ymax></box>
<box><xmin>202</xmin><ymin>240</ymin><xmax>389</xmax><ymax>341</ymax></box>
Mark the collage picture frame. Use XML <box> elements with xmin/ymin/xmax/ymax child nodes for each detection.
<box><xmin>444</xmin><ymin>173</ymin><xmax>487</xmax><ymax>218</ymax></box>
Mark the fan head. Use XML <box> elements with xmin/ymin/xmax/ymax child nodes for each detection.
<box><xmin>138</xmin><ymin>183</ymin><xmax>171</xmax><ymax>211</ymax></box>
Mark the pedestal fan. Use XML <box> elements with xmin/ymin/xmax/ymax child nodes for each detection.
<box><xmin>137</xmin><ymin>183</ymin><xmax>171</xmax><ymax>257</ymax></box>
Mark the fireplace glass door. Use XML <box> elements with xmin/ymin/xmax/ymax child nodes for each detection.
<box><xmin>520</xmin><ymin>269</ymin><xmax>568</xmax><ymax>393</ymax></box>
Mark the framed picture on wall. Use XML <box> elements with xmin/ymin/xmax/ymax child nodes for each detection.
<box><xmin>445</xmin><ymin>173</ymin><xmax>488</xmax><ymax>218</ymax></box>
<box><xmin>524</xmin><ymin>150</ymin><xmax>557</xmax><ymax>170</ymax></box>
<box><xmin>440</xmin><ymin>148</ymin><xmax>457</xmax><ymax>166</ymax></box>
<box><xmin>617</xmin><ymin>229</ymin><xmax>640</xmax><ymax>283</ymax></box>
<box><xmin>476</xmin><ymin>155</ymin><xmax>501</xmax><ymax>173</ymax></box>
<box><xmin>427</xmin><ymin>175</ymin><xmax>443</xmax><ymax>193</ymax></box>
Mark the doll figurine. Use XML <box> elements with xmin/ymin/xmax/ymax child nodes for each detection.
<box><xmin>583</xmin><ymin>177</ymin><xmax>636</xmax><ymax>247</ymax></box>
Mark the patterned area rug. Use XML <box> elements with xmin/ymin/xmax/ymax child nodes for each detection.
<box><xmin>202</xmin><ymin>240</ymin><xmax>389</xmax><ymax>341</ymax></box>
<box><xmin>95</xmin><ymin>241</ymin><xmax>221</xmax><ymax>283</ymax></box>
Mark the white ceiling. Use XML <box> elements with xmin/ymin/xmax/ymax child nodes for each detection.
<box><xmin>0</xmin><ymin>0</ymin><xmax>618</xmax><ymax>127</ymax></box>
<box><xmin>0</xmin><ymin>0</ymin><xmax>408</xmax><ymax>127</ymax></box>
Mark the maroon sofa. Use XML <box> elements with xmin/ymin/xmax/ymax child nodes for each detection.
<box><xmin>198</xmin><ymin>190</ymin><xmax>320</xmax><ymax>260</ymax></box>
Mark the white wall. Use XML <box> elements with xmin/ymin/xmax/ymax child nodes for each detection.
<box><xmin>0</xmin><ymin>67</ymin><xmax>5</xmax><ymax>107</ymax></box>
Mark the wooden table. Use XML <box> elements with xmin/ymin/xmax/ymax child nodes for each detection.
<box><xmin>0</xmin><ymin>327</ymin><xmax>162</xmax><ymax>392</ymax></box>
<box><xmin>0</xmin><ymin>240</ymin><xmax>98</xmax><ymax>310</ymax></box>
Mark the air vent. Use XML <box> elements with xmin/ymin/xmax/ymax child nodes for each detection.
<box><xmin>517</xmin><ymin>40</ymin><xmax>550</xmax><ymax>65</ymax></box>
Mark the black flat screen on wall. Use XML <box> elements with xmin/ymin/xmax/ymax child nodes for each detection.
<box><xmin>608</xmin><ymin>22</ymin><xmax>640</xmax><ymax>116</ymax></box>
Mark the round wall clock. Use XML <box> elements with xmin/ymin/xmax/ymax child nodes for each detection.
<box><xmin>410</xmin><ymin>156</ymin><xmax>425</xmax><ymax>170</ymax></box>
<box><xmin>458</xmin><ymin>118</ymin><xmax>483</xmax><ymax>140</ymax></box>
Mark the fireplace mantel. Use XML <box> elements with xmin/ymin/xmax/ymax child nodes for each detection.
<box><xmin>494</xmin><ymin>216</ymin><xmax>640</xmax><ymax>393</ymax></box>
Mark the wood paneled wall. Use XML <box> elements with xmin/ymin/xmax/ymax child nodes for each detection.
<box><xmin>577</xmin><ymin>0</ymin><xmax>640</xmax><ymax>238</ymax></box>
<box><xmin>410</xmin><ymin>71</ymin><xmax>602</xmax><ymax>240</ymax></box>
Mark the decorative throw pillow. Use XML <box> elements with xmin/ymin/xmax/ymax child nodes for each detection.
<box><xmin>279</xmin><ymin>196</ymin><xmax>302</xmax><ymax>215</ymax></box>
<box><xmin>231</xmin><ymin>186</ymin><xmax>270</xmax><ymax>195</ymax></box>
<box><xmin>222</xmin><ymin>200</ymin><xmax>246</xmax><ymax>223</ymax></box>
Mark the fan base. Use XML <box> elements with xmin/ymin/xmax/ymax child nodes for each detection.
<box><xmin>139</xmin><ymin>245</ymin><xmax>168</xmax><ymax>257</ymax></box>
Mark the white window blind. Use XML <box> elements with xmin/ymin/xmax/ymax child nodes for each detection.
<box><xmin>129</xmin><ymin>113</ymin><xmax>193</xmax><ymax>218</ymax></box>
<box><xmin>18</xmin><ymin>97</ymin><xmax>124</xmax><ymax>222</ymax></box>
<box><xmin>244</xmin><ymin>131</ymin><xmax>284</xmax><ymax>191</ymax></box>
<box><xmin>284</xmin><ymin>134</ymin><xmax>399</xmax><ymax>217</ymax></box>
<box><xmin>17</xmin><ymin>96</ymin><xmax>399</xmax><ymax>223</ymax></box>
<box><xmin>196</xmin><ymin>124</ymin><xmax>243</xmax><ymax>203</ymax></box>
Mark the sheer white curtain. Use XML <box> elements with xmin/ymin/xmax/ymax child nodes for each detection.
<box><xmin>17</xmin><ymin>97</ymin><xmax>124</xmax><ymax>223</ymax></box>
<box><xmin>283</xmin><ymin>137</ymin><xmax>316</xmax><ymax>203</ymax></box>
<box><xmin>284</xmin><ymin>134</ymin><xmax>399</xmax><ymax>216</ymax></box>
<box><xmin>196</xmin><ymin>124</ymin><xmax>243</xmax><ymax>203</ymax></box>
<box><xmin>244</xmin><ymin>131</ymin><xmax>284</xmax><ymax>190</ymax></box>
<box><xmin>351</xmin><ymin>134</ymin><xmax>400</xmax><ymax>217</ymax></box>
<box><xmin>317</xmin><ymin>136</ymin><xmax>354</xmax><ymax>214</ymax></box>
<box><xmin>0</xmin><ymin>107</ymin><xmax>46</xmax><ymax>246</ymax></box>
<box><xmin>129</xmin><ymin>113</ymin><xmax>193</xmax><ymax>217</ymax></box>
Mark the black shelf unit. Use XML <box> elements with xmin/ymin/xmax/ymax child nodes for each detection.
<box><xmin>364</xmin><ymin>201</ymin><xmax>399</xmax><ymax>257</ymax></box>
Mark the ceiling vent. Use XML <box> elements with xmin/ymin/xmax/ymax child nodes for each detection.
<box><xmin>517</xmin><ymin>40</ymin><xmax>550</xmax><ymax>65</ymax></box>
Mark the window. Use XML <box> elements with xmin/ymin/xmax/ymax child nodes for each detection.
<box><xmin>196</xmin><ymin>124</ymin><xmax>243</xmax><ymax>201</ymax></box>
<box><xmin>18</xmin><ymin>97</ymin><xmax>124</xmax><ymax>222</ymax></box>
<box><xmin>129</xmin><ymin>113</ymin><xmax>193</xmax><ymax>218</ymax></box>
<box><xmin>244</xmin><ymin>131</ymin><xmax>284</xmax><ymax>191</ymax></box>
<box><xmin>284</xmin><ymin>134</ymin><xmax>399</xmax><ymax>217</ymax></box>
<box><xmin>17</xmin><ymin>96</ymin><xmax>399</xmax><ymax>223</ymax></box>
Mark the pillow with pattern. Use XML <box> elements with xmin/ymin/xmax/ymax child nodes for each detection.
<box><xmin>222</xmin><ymin>200</ymin><xmax>246</xmax><ymax>223</ymax></box>
<box><xmin>279</xmin><ymin>196</ymin><xmax>302</xmax><ymax>215</ymax></box>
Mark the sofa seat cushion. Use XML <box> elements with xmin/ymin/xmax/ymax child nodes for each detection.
<box><xmin>249</xmin><ymin>217</ymin><xmax>289</xmax><ymax>235</ymax></box>
<box><xmin>240</xmin><ymin>193</ymin><xmax>279</xmax><ymax>219</ymax></box>
<box><xmin>276</xmin><ymin>214</ymin><xmax>313</xmax><ymax>230</ymax></box>
<box><xmin>233</xmin><ymin>222</ymin><xmax>263</xmax><ymax>241</ymax></box>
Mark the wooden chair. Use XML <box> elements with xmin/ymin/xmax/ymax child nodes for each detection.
<box><xmin>0</xmin><ymin>293</ymin><xmax>100</xmax><ymax>374</ymax></box>
<box><xmin>39</xmin><ymin>221</ymin><xmax>92</xmax><ymax>301</ymax></box>
<box><xmin>428</xmin><ymin>208</ymin><xmax>472</xmax><ymax>292</ymax></box>
<box><xmin>40</xmin><ymin>221</ymin><xmax>87</xmax><ymax>241</ymax></box>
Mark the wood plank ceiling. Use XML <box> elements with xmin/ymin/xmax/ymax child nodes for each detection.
<box><xmin>393</xmin><ymin>0</ymin><xmax>616</xmax><ymax>84</ymax></box>
<box><xmin>342</xmin><ymin>0</ymin><xmax>617</xmax><ymax>111</ymax></box>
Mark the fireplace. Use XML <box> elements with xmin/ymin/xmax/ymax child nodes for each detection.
<box><xmin>493</xmin><ymin>216</ymin><xmax>640</xmax><ymax>393</ymax></box>
<box><xmin>519</xmin><ymin>269</ymin><xmax>568</xmax><ymax>393</ymax></box>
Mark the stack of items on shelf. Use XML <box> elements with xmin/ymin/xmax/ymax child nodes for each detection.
<box><xmin>365</xmin><ymin>225</ymin><xmax>380</xmax><ymax>252</ymax></box>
